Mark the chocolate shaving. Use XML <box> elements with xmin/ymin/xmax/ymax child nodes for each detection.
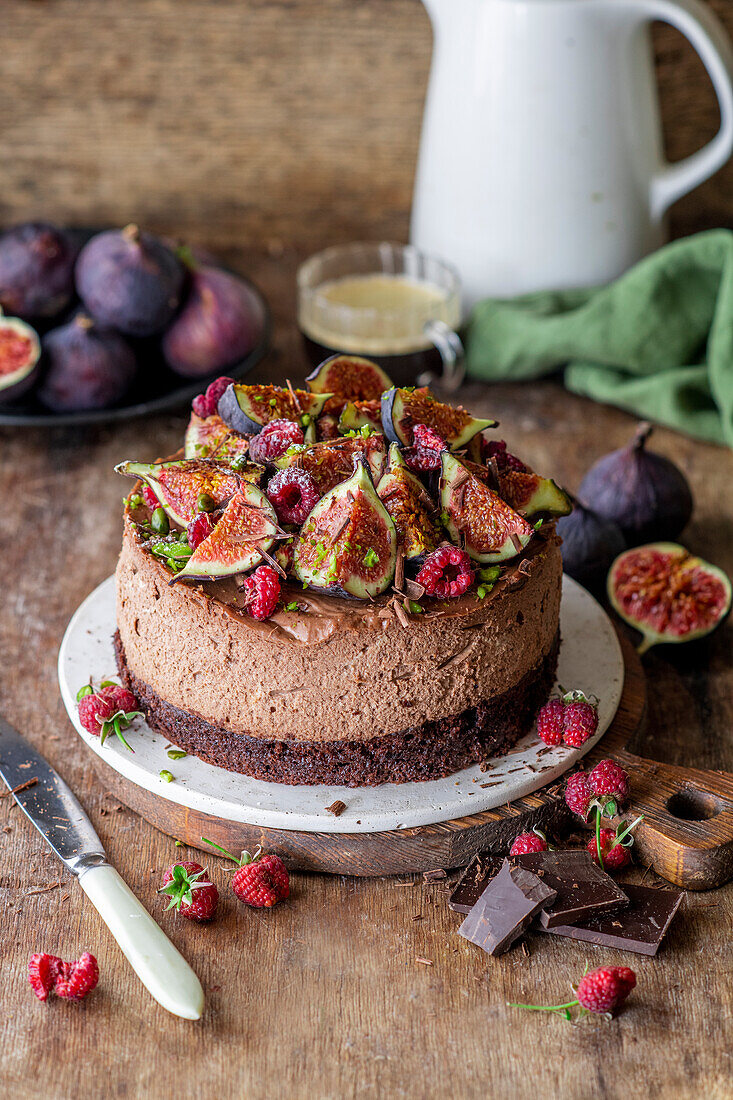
<box><xmin>285</xmin><ymin>378</ymin><xmax>302</xmax><ymax>414</ymax></box>
<box><xmin>436</xmin><ymin>643</ymin><xmax>474</xmax><ymax>670</ymax></box>
<box><xmin>1</xmin><ymin>777</ymin><xmax>38</xmax><ymax>798</ymax></box>
<box><xmin>510</xmin><ymin>532</ymin><xmax>523</xmax><ymax>553</ymax></box>
<box><xmin>480</xmin><ymin>780</ymin><xmax>503</xmax><ymax>788</ymax></box>
<box><xmin>395</xmin><ymin>551</ymin><xmax>405</xmax><ymax>594</ymax></box>
<box><xmin>403</xmin><ymin>578</ymin><xmax>425</xmax><ymax>601</ymax></box>
<box><xmin>423</xmin><ymin>869</ymin><xmax>447</xmax><ymax>882</ymax></box>
<box><xmin>517</xmin><ymin>558</ymin><xmax>533</xmax><ymax>576</ymax></box>
<box><xmin>486</xmin><ymin>457</ymin><xmax>500</xmax><ymax>492</ymax></box>
<box><xmin>325</xmin><ymin>800</ymin><xmax>346</xmax><ymax>817</ymax></box>
<box><xmin>479</xmin><ymin>761</ymin><xmax>494</xmax><ymax>772</ymax></box>
<box><xmin>415</xmin><ymin>957</ymin><xmax>433</xmax><ymax>966</ymax></box>
<box><xmin>392</xmin><ymin>598</ymin><xmax>410</xmax><ymax>630</ymax></box>
<box><xmin>258</xmin><ymin>546</ymin><xmax>287</xmax><ymax>578</ymax></box>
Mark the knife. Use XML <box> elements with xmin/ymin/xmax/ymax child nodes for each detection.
<box><xmin>0</xmin><ymin>717</ymin><xmax>204</xmax><ymax>1020</ymax></box>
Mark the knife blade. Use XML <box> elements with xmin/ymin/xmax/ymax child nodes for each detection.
<box><xmin>0</xmin><ymin>717</ymin><xmax>204</xmax><ymax>1020</ymax></box>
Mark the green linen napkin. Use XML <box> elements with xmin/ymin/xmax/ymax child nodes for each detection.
<box><xmin>464</xmin><ymin>229</ymin><xmax>733</xmax><ymax>447</ymax></box>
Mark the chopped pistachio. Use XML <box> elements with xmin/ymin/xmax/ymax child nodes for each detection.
<box><xmin>159</xmin><ymin>770</ymin><xmax>175</xmax><ymax>783</ymax></box>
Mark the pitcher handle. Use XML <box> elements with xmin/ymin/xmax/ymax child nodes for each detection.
<box><xmin>639</xmin><ymin>0</ymin><xmax>733</xmax><ymax>220</ymax></box>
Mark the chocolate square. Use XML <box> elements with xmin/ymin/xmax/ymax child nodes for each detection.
<box><xmin>449</xmin><ymin>854</ymin><xmax>504</xmax><ymax>914</ymax></box>
<box><xmin>458</xmin><ymin>859</ymin><xmax>557</xmax><ymax>956</ymax></box>
<box><xmin>541</xmin><ymin>883</ymin><xmax>684</xmax><ymax>955</ymax></box>
<box><xmin>514</xmin><ymin>850</ymin><xmax>629</xmax><ymax>928</ymax></box>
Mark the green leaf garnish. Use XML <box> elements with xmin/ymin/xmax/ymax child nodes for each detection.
<box><xmin>76</xmin><ymin>684</ymin><xmax>94</xmax><ymax>702</ymax></box>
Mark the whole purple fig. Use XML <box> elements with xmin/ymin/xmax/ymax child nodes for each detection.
<box><xmin>578</xmin><ymin>423</ymin><xmax>693</xmax><ymax>547</ymax></box>
<box><xmin>161</xmin><ymin>265</ymin><xmax>265</xmax><ymax>377</ymax></box>
<box><xmin>0</xmin><ymin>222</ymin><xmax>77</xmax><ymax>321</ymax></box>
<box><xmin>556</xmin><ymin>499</ymin><xmax>626</xmax><ymax>591</ymax></box>
<box><xmin>75</xmin><ymin>224</ymin><xmax>184</xmax><ymax>337</ymax></box>
<box><xmin>38</xmin><ymin>314</ymin><xmax>137</xmax><ymax>412</ymax></box>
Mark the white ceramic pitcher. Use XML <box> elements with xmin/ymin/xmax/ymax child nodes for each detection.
<box><xmin>410</xmin><ymin>0</ymin><xmax>733</xmax><ymax>306</ymax></box>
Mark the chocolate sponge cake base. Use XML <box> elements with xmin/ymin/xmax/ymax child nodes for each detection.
<box><xmin>114</xmin><ymin>630</ymin><xmax>560</xmax><ymax>787</ymax></box>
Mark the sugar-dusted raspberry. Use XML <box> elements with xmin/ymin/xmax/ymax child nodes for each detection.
<box><xmin>187</xmin><ymin>510</ymin><xmax>216</xmax><ymax>549</ymax></box>
<box><xmin>77</xmin><ymin>693</ymin><xmax>116</xmax><ymax>737</ymax></box>
<box><xmin>588</xmin><ymin>828</ymin><xmax>632</xmax><ymax>871</ymax></box>
<box><xmin>536</xmin><ymin>698</ymin><xmax>564</xmax><ymax>746</ymax></box>
<box><xmin>192</xmin><ymin>375</ymin><xmax>234</xmax><ymax>418</ymax></box>
<box><xmin>99</xmin><ymin>684</ymin><xmax>138</xmax><ymax>714</ymax></box>
<box><xmin>509</xmin><ymin>832</ymin><xmax>548</xmax><ymax>856</ymax></box>
<box><xmin>141</xmin><ymin>485</ymin><xmax>159</xmax><ymax>509</ymax></box>
<box><xmin>484</xmin><ymin>439</ymin><xmax>527</xmax><ymax>473</ymax></box>
<box><xmin>267</xmin><ymin>468</ymin><xmax>320</xmax><ymax>525</ymax></box>
<box><xmin>576</xmin><ymin>966</ymin><xmax>636</xmax><ymax>1015</ymax></box>
<box><xmin>564</xmin><ymin>770</ymin><xmax>593</xmax><ymax>819</ymax></box>
<box><xmin>412</xmin><ymin>424</ymin><xmax>446</xmax><ymax>452</ymax></box>
<box><xmin>416</xmin><ymin>546</ymin><xmax>475</xmax><ymax>599</ymax></box>
<box><xmin>404</xmin><ymin>445</ymin><xmax>442</xmax><ymax>473</ymax></box>
<box><xmin>248</xmin><ymin>420</ymin><xmax>304</xmax><ymax>465</ymax></box>
<box><xmin>241</xmin><ymin>564</ymin><xmax>281</xmax><ymax>621</ymax></box>
<box><xmin>588</xmin><ymin>759</ymin><xmax>629</xmax><ymax>805</ymax></box>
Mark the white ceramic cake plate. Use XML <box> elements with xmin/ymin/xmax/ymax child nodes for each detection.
<box><xmin>58</xmin><ymin>575</ymin><xmax>623</xmax><ymax>835</ymax></box>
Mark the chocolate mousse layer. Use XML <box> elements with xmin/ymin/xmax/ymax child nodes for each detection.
<box><xmin>116</xmin><ymin>517</ymin><xmax>562</xmax><ymax>747</ymax></box>
<box><xmin>115</xmin><ymin>629</ymin><xmax>559</xmax><ymax>786</ymax></box>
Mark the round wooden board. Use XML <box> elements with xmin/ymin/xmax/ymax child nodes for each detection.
<box><xmin>90</xmin><ymin>628</ymin><xmax>646</xmax><ymax>876</ymax></box>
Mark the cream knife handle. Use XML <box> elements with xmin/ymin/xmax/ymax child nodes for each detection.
<box><xmin>78</xmin><ymin>863</ymin><xmax>204</xmax><ymax>1020</ymax></box>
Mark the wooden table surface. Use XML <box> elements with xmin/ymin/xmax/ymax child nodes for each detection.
<box><xmin>1</xmin><ymin>250</ymin><xmax>732</xmax><ymax>1100</ymax></box>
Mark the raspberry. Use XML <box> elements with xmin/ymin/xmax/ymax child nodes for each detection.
<box><xmin>249</xmin><ymin>420</ymin><xmax>304</xmax><ymax>464</ymax></box>
<box><xmin>588</xmin><ymin>828</ymin><xmax>632</xmax><ymax>871</ymax></box>
<box><xmin>536</xmin><ymin>698</ymin><xmax>564</xmax><ymax>746</ymax></box>
<box><xmin>412</xmin><ymin>424</ymin><xmax>446</xmax><ymax>452</ymax></box>
<box><xmin>484</xmin><ymin>439</ymin><xmax>527</xmax><ymax>473</ymax></box>
<box><xmin>53</xmin><ymin>952</ymin><xmax>100</xmax><ymax>1001</ymax></box>
<box><xmin>99</xmin><ymin>684</ymin><xmax>138</xmax><ymax>714</ymax></box>
<box><xmin>241</xmin><ymin>564</ymin><xmax>281</xmax><ymax>621</ymax></box>
<box><xmin>564</xmin><ymin>771</ymin><xmax>593</xmax><ymax>819</ymax></box>
<box><xmin>77</xmin><ymin>693</ymin><xmax>116</xmax><ymax>736</ymax></box>
<box><xmin>204</xmin><ymin>840</ymin><xmax>290</xmax><ymax>908</ymax></box>
<box><xmin>28</xmin><ymin>953</ymin><xmax>60</xmax><ymax>1002</ymax></box>
<box><xmin>588</xmin><ymin>759</ymin><xmax>629</xmax><ymax>805</ymax></box>
<box><xmin>576</xmin><ymin>966</ymin><xmax>636</xmax><ymax>1016</ymax></box>
<box><xmin>267</xmin><ymin>468</ymin><xmax>320</xmax><ymax>525</ymax></box>
<box><xmin>416</xmin><ymin>546</ymin><xmax>475</xmax><ymax>599</ymax></box>
<box><xmin>141</xmin><ymin>485</ymin><xmax>159</xmax><ymax>509</ymax></box>
<box><xmin>192</xmin><ymin>375</ymin><xmax>234</xmax><ymax>418</ymax></box>
<box><xmin>160</xmin><ymin>861</ymin><xmax>219</xmax><ymax>922</ymax></box>
<box><xmin>187</xmin><ymin>510</ymin><xmax>216</xmax><ymax>549</ymax></box>
<box><xmin>509</xmin><ymin>832</ymin><xmax>548</xmax><ymax>856</ymax></box>
<box><xmin>562</xmin><ymin>694</ymin><xmax>599</xmax><ymax>747</ymax></box>
<box><xmin>404</xmin><ymin>445</ymin><xmax>442</xmax><ymax>473</ymax></box>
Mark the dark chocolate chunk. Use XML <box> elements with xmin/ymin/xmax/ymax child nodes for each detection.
<box><xmin>541</xmin><ymin>883</ymin><xmax>683</xmax><ymax>955</ymax></box>
<box><xmin>458</xmin><ymin>859</ymin><xmax>557</xmax><ymax>956</ymax></box>
<box><xmin>449</xmin><ymin>854</ymin><xmax>504</xmax><ymax>913</ymax></box>
<box><xmin>514</xmin><ymin>850</ymin><xmax>629</xmax><ymax>929</ymax></box>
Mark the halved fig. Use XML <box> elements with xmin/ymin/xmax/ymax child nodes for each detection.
<box><xmin>381</xmin><ymin>387</ymin><xmax>496</xmax><ymax>450</ymax></box>
<box><xmin>0</xmin><ymin>314</ymin><xmax>41</xmax><ymax>404</ymax></box>
<box><xmin>377</xmin><ymin>443</ymin><xmax>441</xmax><ymax>563</ymax></box>
<box><xmin>175</xmin><ymin>483</ymin><xmax>279</xmax><ymax>580</ymax></box>
<box><xmin>440</xmin><ymin>452</ymin><xmax>533</xmax><ymax>563</ymax></box>
<box><xmin>272</xmin><ymin>434</ymin><xmax>386</xmax><ymax>496</ymax></box>
<box><xmin>115</xmin><ymin>459</ymin><xmax>240</xmax><ymax>527</ymax></box>
<box><xmin>293</xmin><ymin>456</ymin><xmax>397</xmax><ymax>598</ymax></box>
<box><xmin>184</xmin><ymin>412</ymin><xmax>252</xmax><ymax>464</ymax></box>
<box><xmin>217</xmin><ymin>383</ymin><xmax>332</xmax><ymax>435</ymax></box>
<box><xmin>306</xmin><ymin>353</ymin><xmax>393</xmax><ymax>415</ymax></box>
<box><xmin>498</xmin><ymin>470</ymin><xmax>572</xmax><ymax>519</ymax></box>
<box><xmin>337</xmin><ymin>399</ymin><xmax>383</xmax><ymax>434</ymax></box>
<box><xmin>607</xmin><ymin>542</ymin><xmax>731</xmax><ymax>654</ymax></box>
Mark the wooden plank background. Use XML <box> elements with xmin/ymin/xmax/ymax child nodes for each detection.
<box><xmin>2</xmin><ymin>3</ymin><xmax>733</xmax><ymax>1098</ymax></box>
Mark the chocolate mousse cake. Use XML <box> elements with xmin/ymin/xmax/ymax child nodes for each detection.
<box><xmin>114</xmin><ymin>358</ymin><xmax>571</xmax><ymax>786</ymax></box>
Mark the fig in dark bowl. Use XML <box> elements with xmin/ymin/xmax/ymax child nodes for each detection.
<box><xmin>0</xmin><ymin>222</ymin><xmax>77</xmax><ymax>321</ymax></box>
<box><xmin>162</xmin><ymin>265</ymin><xmax>266</xmax><ymax>378</ymax></box>
<box><xmin>0</xmin><ymin>314</ymin><xmax>41</xmax><ymax>404</ymax></box>
<box><xmin>37</xmin><ymin>315</ymin><xmax>137</xmax><ymax>413</ymax></box>
<box><xmin>75</xmin><ymin>224</ymin><xmax>184</xmax><ymax>337</ymax></box>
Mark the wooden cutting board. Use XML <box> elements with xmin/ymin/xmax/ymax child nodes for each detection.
<box><xmin>90</xmin><ymin>628</ymin><xmax>733</xmax><ymax>888</ymax></box>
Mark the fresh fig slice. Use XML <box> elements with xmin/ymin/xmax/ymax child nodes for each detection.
<box><xmin>217</xmin><ymin>383</ymin><xmax>331</xmax><ymax>436</ymax></box>
<box><xmin>498</xmin><ymin>470</ymin><xmax>572</xmax><ymax>519</ymax></box>
<box><xmin>0</xmin><ymin>314</ymin><xmax>41</xmax><ymax>404</ymax></box>
<box><xmin>175</xmin><ymin>483</ymin><xmax>279</xmax><ymax>580</ymax></box>
<box><xmin>377</xmin><ymin>443</ymin><xmax>441</xmax><ymax>563</ymax></box>
<box><xmin>294</xmin><ymin>456</ymin><xmax>397</xmax><ymax>598</ymax></box>
<box><xmin>607</xmin><ymin>542</ymin><xmax>731</xmax><ymax>654</ymax></box>
<box><xmin>272</xmin><ymin>433</ymin><xmax>386</xmax><ymax>496</ymax></box>
<box><xmin>381</xmin><ymin>387</ymin><xmax>497</xmax><ymax>450</ymax></box>
<box><xmin>337</xmin><ymin>399</ymin><xmax>383</xmax><ymax>434</ymax></box>
<box><xmin>440</xmin><ymin>452</ymin><xmax>533</xmax><ymax>563</ymax></box>
<box><xmin>306</xmin><ymin>353</ymin><xmax>393</xmax><ymax>415</ymax></box>
<box><xmin>115</xmin><ymin>459</ymin><xmax>240</xmax><ymax>527</ymax></box>
<box><xmin>184</xmin><ymin>412</ymin><xmax>252</xmax><ymax>464</ymax></box>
